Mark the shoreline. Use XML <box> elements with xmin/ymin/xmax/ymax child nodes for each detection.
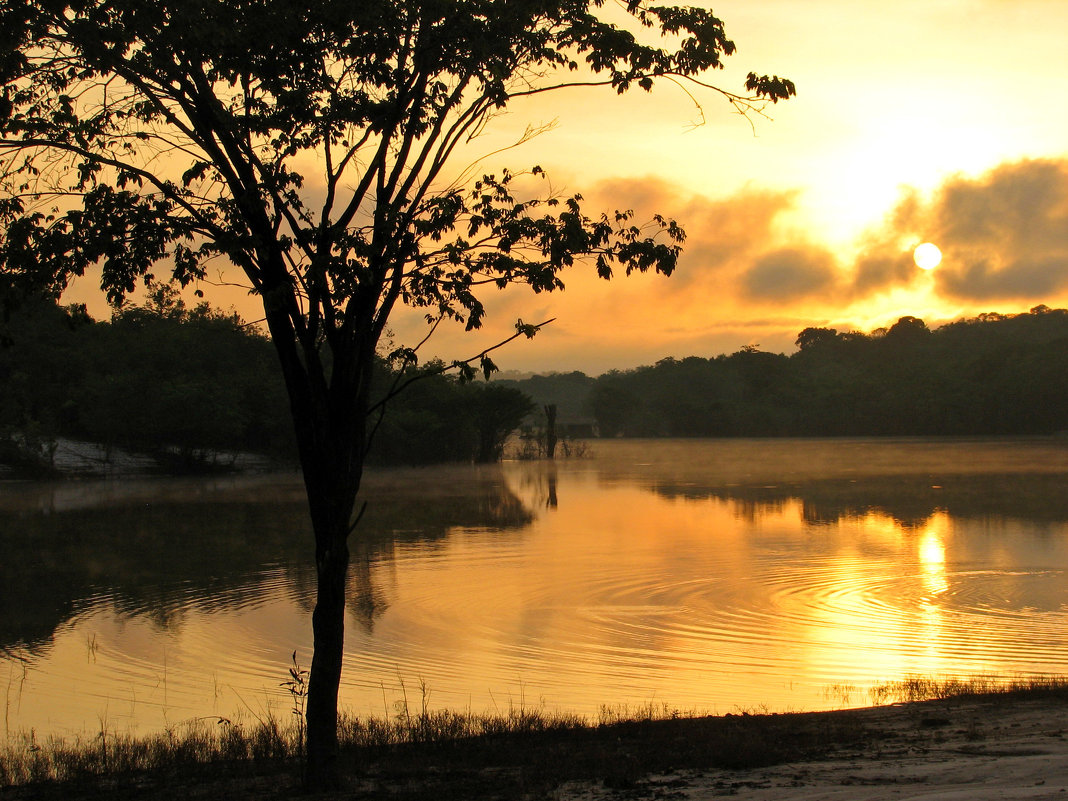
<box><xmin>6</xmin><ymin>688</ymin><xmax>1067</xmax><ymax>799</ymax></box>
<box><xmin>658</xmin><ymin>692</ymin><xmax>1068</xmax><ymax>801</ymax></box>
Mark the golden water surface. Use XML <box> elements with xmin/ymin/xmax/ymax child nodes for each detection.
<box><xmin>3</xmin><ymin>438</ymin><xmax>1068</xmax><ymax>738</ymax></box>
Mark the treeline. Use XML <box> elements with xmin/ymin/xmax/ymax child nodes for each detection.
<box><xmin>6</xmin><ymin>298</ymin><xmax>1068</xmax><ymax>473</ymax></box>
<box><xmin>0</xmin><ymin>290</ymin><xmax>291</xmax><ymax>471</ymax></box>
<box><xmin>366</xmin><ymin>369</ymin><xmax>533</xmax><ymax>465</ymax></box>
<box><xmin>581</xmin><ymin>308</ymin><xmax>1068</xmax><ymax>437</ymax></box>
<box><xmin>499</xmin><ymin>308</ymin><xmax>1068</xmax><ymax>438</ymax></box>
<box><xmin>0</xmin><ymin>291</ymin><xmax>532</xmax><ymax>473</ymax></box>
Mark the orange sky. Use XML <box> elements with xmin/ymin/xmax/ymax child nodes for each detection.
<box><xmin>64</xmin><ymin>0</ymin><xmax>1068</xmax><ymax>375</ymax></box>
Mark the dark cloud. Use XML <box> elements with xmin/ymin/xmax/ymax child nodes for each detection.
<box><xmin>933</xmin><ymin>159</ymin><xmax>1068</xmax><ymax>300</ymax></box>
<box><xmin>742</xmin><ymin>246</ymin><xmax>838</xmax><ymax>300</ymax></box>
<box><xmin>936</xmin><ymin>159</ymin><xmax>1068</xmax><ymax>249</ymax></box>
<box><xmin>852</xmin><ymin>250</ymin><xmax>915</xmax><ymax>294</ymax></box>
<box><xmin>939</xmin><ymin>255</ymin><xmax>1068</xmax><ymax>300</ymax></box>
<box><xmin>849</xmin><ymin>157</ymin><xmax>1068</xmax><ymax>302</ymax></box>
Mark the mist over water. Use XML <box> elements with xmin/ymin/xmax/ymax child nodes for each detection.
<box><xmin>3</xmin><ymin>438</ymin><xmax>1068</xmax><ymax>737</ymax></box>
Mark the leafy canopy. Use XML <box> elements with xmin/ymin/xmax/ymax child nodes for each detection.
<box><xmin>0</xmin><ymin>0</ymin><xmax>794</xmax><ymax>368</ymax></box>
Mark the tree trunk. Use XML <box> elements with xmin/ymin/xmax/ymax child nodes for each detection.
<box><xmin>305</xmin><ymin>519</ymin><xmax>350</xmax><ymax>789</ymax></box>
<box><xmin>259</xmin><ymin>278</ymin><xmax>373</xmax><ymax>790</ymax></box>
<box><xmin>299</xmin><ymin>373</ymin><xmax>371</xmax><ymax>789</ymax></box>
<box><xmin>544</xmin><ymin>404</ymin><xmax>558</xmax><ymax>460</ymax></box>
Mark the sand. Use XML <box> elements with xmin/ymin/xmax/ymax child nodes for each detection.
<box><xmin>562</xmin><ymin>695</ymin><xmax>1068</xmax><ymax>800</ymax></box>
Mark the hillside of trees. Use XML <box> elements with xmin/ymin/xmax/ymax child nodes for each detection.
<box><xmin>508</xmin><ymin>307</ymin><xmax>1068</xmax><ymax>438</ymax></box>
<box><xmin>4</xmin><ymin>299</ymin><xmax>1067</xmax><ymax>476</ymax></box>
<box><xmin>0</xmin><ymin>292</ymin><xmax>532</xmax><ymax>475</ymax></box>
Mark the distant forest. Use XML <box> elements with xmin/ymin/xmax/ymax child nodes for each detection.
<box><xmin>0</xmin><ymin>290</ymin><xmax>532</xmax><ymax>473</ymax></box>
<box><xmin>505</xmin><ymin>307</ymin><xmax>1068</xmax><ymax>438</ymax></box>
<box><xmin>3</xmin><ymin>296</ymin><xmax>1067</xmax><ymax>475</ymax></box>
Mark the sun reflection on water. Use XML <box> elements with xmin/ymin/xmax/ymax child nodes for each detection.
<box><xmin>916</xmin><ymin>513</ymin><xmax>950</xmax><ymax>668</ymax></box>
<box><xmin>4</xmin><ymin>440</ymin><xmax>1068</xmax><ymax>737</ymax></box>
<box><xmin>919</xmin><ymin>514</ymin><xmax>949</xmax><ymax>597</ymax></box>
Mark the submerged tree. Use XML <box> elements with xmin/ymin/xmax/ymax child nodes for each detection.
<box><xmin>0</xmin><ymin>0</ymin><xmax>793</xmax><ymax>787</ymax></box>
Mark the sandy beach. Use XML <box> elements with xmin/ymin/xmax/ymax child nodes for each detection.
<box><xmin>561</xmin><ymin>694</ymin><xmax>1068</xmax><ymax>801</ymax></box>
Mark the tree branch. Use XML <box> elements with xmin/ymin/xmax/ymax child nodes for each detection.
<box><xmin>365</xmin><ymin>317</ymin><xmax>555</xmax><ymax>418</ymax></box>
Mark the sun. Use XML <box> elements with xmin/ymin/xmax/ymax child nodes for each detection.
<box><xmin>913</xmin><ymin>242</ymin><xmax>942</xmax><ymax>270</ymax></box>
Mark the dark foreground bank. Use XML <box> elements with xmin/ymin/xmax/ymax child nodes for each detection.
<box><xmin>5</xmin><ymin>682</ymin><xmax>1068</xmax><ymax>801</ymax></box>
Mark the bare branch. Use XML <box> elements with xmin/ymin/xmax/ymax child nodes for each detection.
<box><xmin>366</xmin><ymin>317</ymin><xmax>555</xmax><ymax>418</ymax></box>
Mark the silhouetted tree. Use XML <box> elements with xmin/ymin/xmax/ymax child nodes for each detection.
<box><xmin>543</xmin><ymin>403</ymin><xmax>558</xmax><ymax>459</ymax></box>
<box><xmin>0</xmin><ymin>297</ymin><xmax>90</xmax><ymax>472</ymax></box>
<box><xmin>884</xmin><ymin>315</ymin><xmax>930</xmax><ymax>344</ymax></box>
<box><xmin>365</xmin><ymin>363</ymin><xmax>475</xmax><ymax>465</ymax></box>
<box><xmin>795</xmin><ymin>326</ymin><xmax>838</xmax><ymax>352</ymax></box>
<box><xmin>0</xmin><ymin>1</ymin><xmax>793</xmax><ymax>786</ymax></box>
<box><xmin>83</xmin><ymin>294</ymin><xmax>290</xmax><ymax>465</ymax></box>
<box><xmin>0</xmin><ymin>293</ymin><xmax>294</xmax><ymax>469</ymax></box>
<box><xmin>470</xmin><ymin>383</ymin><xmax>534</xmax><ymax>462</ymax></box>
<box><xmin>365</xmin><ymin>364</ymin><xmax>534</xmax><ymax>465</ymax></box>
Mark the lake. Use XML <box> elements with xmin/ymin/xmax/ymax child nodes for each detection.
<box><xmin>3</xmin><ymin>437</ymin><xmax>1068</xmax><ymax>738</ymax></box>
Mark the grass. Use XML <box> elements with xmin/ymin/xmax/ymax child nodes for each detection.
<box><xmin>868</xmin><ymin>673</ymin><xmax>1068</xmax><ymax>704</ymax></box>
<box><xmin>3</xmin><ymin>674</ymin><xmax>1068</xmax><ymax>798</ymax></box>
<box><xmin>0</xmin><ymin>714</ymin><xmax>293</xmax><ymax>786</ymax></box>
<box><xmin>0</xmin><ymin>702</ymin><xmax>589</xmax><ymax>788</ymax></box>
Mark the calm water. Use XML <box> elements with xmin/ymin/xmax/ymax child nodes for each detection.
<box><xmin>3</xmin><ymin>438</ymin><xmax>1068</xmax><ymax>738</ymax></box>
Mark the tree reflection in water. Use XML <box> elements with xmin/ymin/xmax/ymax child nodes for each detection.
<box><xmin>3</xmin><ymin>439</ymin><xmax>1068</xmax><ymax>735</ymax></box>
<box><xmin>0</xmin><ymin>468</ymin><xmax>532</xmax><ymax>654</ymax></box>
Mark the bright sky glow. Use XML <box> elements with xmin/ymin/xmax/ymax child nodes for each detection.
<box><xmin>62</xmin><ymin>0</ymin><xmax>1068</xmax><ymax>374</ymax></box>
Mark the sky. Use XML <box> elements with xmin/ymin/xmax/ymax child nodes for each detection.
<box><xmin>66</xmin><ymin>0</ymin><xmax>1068</xmax><ymax>375</ymax></box>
